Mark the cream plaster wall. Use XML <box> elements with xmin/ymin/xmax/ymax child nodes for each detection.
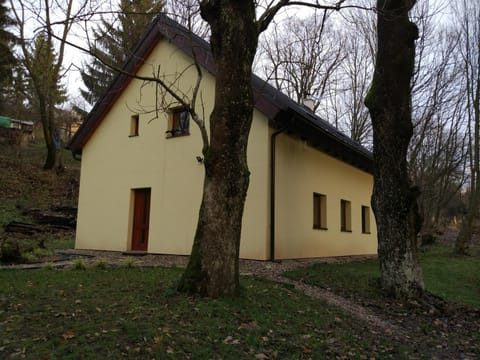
<box><xmin>274</xmin><ymin>133</ymin><xmax>377</xmax><ymax>259</ymax></box>
<box><xmin>75</xmin><ymin>39</ymin><xmax>270</xmax><ymax>259</ymax></box>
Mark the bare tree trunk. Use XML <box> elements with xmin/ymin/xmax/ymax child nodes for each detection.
<box><xmin>178</xmin><ymin>1</ymin><xmax>258</xmax><ymax>297</ymax></box>
<box><xmin>455</xmin><ymin>183</ymin><xmax>479</xmax><ymax>254</ymax></box>
<box><xmin>41</xmin><ymin>100</ymin><xmax>56</xmax><ymax>170</ymax></box>
<box><xmin>456</xmin><ymin>75</ymin><xmax>480</xmax><ymax>253</ymax></box>
<box><xmin>9</xmin><ymin>0</ymin><xmax>74</xmax><ymax>171</ymax></box>
<box><xmin>365</xmin><ymin>0</ymin><xmax>424</xmax><ymax>298</ymax></box>
<box><xmin>454</xmin><ymin>0</ymin><xmax>480</xmax><ymax>254</ymax></box>
<box><xmin>457</xmin><ymin>78</ymin><xmax>480</xmax><ymax>254</ymax></box>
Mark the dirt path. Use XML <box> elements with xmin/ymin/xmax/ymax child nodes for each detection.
<box><xmin>240</xmin><ymin>258</ymin><xmax>409</xmax><ymax>341</ymax></box>
<box><xmin>269</xmin><ymin>275</ymin><xmax>409</xmax><ymax>339</ymax></box>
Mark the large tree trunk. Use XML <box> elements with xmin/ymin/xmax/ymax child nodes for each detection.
<box><xmin>365</xmin><ymin>0</ymin><xmax>424</xmax><ymax>298</ymax></box>
<box><xmin>177</xmin><ymin>1</ymin><xmax>258</xmax><ymax>297</ymax></box>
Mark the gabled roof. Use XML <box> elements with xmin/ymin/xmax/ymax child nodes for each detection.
<box><xmin>68</xmin><ymin>14</ymin><xmax>373</xmax><ymax>173</ymax></box>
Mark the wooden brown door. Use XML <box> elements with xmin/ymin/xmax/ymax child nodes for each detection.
<box><xmin>131</xmin><ymin>188</ymin><xmax>151</xmax><ymax>251</ymax></box>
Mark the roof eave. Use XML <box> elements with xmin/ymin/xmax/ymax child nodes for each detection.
<box><xmin>271</xmin><ymin>108</ymin><xmax>373</xmax><ymax>174</ymax></box>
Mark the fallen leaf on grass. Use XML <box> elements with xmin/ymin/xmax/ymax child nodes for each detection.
<box><xmin>303</xmin><ymin>346</ymin><xmax>312</xmax><ymax>353</ymax></box>
<box><xmin>223</xmin><ymin>336</ymin><xmax>240</xmax><ymax>345</ymax></box>
<box><xmin>238</xmin><ymin>321</ymin><xmax>260</xmax><ymax>330</ymax></box>
<box><xmin>153</xmin><ymin>335</ymin><xmax>162</xmax><ymax>343</ymax></box>
<box><xmin>255</xmin><ymin>353</ymin><xmax>268</xmax><ymax>359</ymax></box>
<box><xmin>62</xmin><ymin>331</ymin><xmax>75</xmax><ymax>340</ymax></box>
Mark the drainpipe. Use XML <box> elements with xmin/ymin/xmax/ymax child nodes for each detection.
<box><xmin>270</xmin><ymin>129</ymin><xmax>283</xmax><ymax>261</ymax></box>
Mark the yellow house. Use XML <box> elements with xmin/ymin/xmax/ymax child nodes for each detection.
<box><xmin>68</xmin><ymin>15</ymin><xmax>377</xmax><ymax>260</ymax></box>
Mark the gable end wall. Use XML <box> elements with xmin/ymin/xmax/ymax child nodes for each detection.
<box><xmin>75</xmin><ymin>39</ymin><xmax>270</xmax><ymax>259</ymax></box>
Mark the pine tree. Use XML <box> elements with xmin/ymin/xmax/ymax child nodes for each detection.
<box><xmin>0</xmin><ymin>0</ymin><xmax>18</xmax><ymax>113</ymax></box>
<box><xmin>81</xmin><ymin>0</ymin><xmax>163</xmax><ymax>105</ymax></box>
<box><xmin>29</xmin><ymin>33</ymin><xmax>66</xmax><ymax>111</ymax></box>
<box><xmin>26</xmin><ymin>32</ymin><xmax>67</xmax><ymax>169</ymax></box>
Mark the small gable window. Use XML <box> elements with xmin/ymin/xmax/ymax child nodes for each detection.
<box><xmin>166</xmin><ymin>107</ymin><xmax>190</xmax><ymax>138</ymax></box>
<box><xmin>130</xmin><ymin>114</ymin><xmax>139</xmax><ymax>137</ymax></box>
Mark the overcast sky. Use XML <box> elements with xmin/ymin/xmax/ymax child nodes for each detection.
<box><xmin>10</xmin><ymin>0</ymin><xmax>454</xmax><ymax>111</ymax></box>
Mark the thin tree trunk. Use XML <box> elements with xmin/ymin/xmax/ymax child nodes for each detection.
<box><xmin>455</xmin><ymin>50</ymin><xmax>480</xmax><ymax>254</ymax></box>
<box><xmin>365</xmin><ymin>0</ymin><xmax>424</xmax><ymax>298</ymax></box>
<box><xmin>39</xmin><ymin>96</ymin><xmax>56</xmax><ymax>170</ymax></box>
<box><xmin>456</xmin><ymin>156</ymin><xmax>480</xmax><ymax>254</ymax></box>
<box><xmin>455</xmin><ymin>188</ymin><xmax>479</xmax><ymax>254</ymax></box>
<box><xmin>178</xmin><ymin>1</ymin><xmax>258</xmax><ymax>297</ymax></box>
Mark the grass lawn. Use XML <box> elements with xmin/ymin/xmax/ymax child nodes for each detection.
<box><xmin>284</xmin><ymin>245</ymin><xmax>480</xmax><ymax>358</ymax></box>
<box><xmin>44</xmin><ymin>237</ymin><xmax>75</xmax><ymax>251</ymax></box>
<box><xmin>285</xmin><ymin>245</ymin><xmax>480</xmax><ymax>308</ymax></box>
<box><xmin>1</xmin><ymin>252</ymin><xmax>479</xmax><ymax>359</ymax></box>
<box><xmin>421</xmin><ymin>246</ymin><xmax>480</xmax><ymax>306</ymax></box>
<box><xmin>1</xmin><ymin>267</ymin><xmax>420</xmax><ymax>360</ymax></box>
